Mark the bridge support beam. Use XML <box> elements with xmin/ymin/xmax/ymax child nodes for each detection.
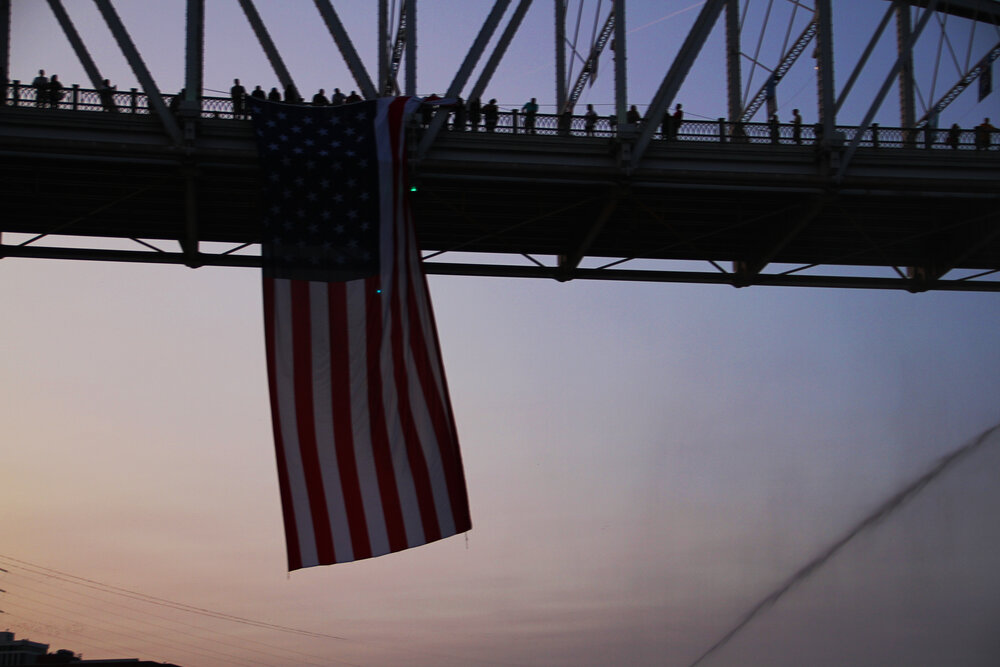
<box><xmin>469</xmin><ymin>0</ymin><xmax>534</xmax><ymax>104</ymax></box>
<box><xmin>94</xmin><ymin>0</ymin><xmax>181</xmax><ymax>145</ymax></box>
<box><xmin>47</xmin><ymin>0</ymin><xmax>105</xmax><ymax>91</ymax></box>
<box><xmin>405</xmin><ymin>0</ymin><xmax>416</xmax><ymax>95</ymax></box>
<box><xmin>557</xmin><ymin>188</ymin><xmax>621</xmax><ymax>281</ymax></box>
<box><xmin>895</xmin><ymin>3</ymin><xmax>916</xmax><ymax>133</ymax></box>
<box><xmin>237</xmin><ymin>0</ymin><xmax>296</xmax><ymax>96</ymax></box>
<box><xmin>555</xmin><ymin>0</ymin><xmax>567</xmax><ymax>112</ymax></box>
<box><xmin>184</xmin><ymin>0</ymin><xmax>204</xmax><ymax>113</ymax></box>
<box><xmin>182</xmin><ymin>166</ymin><xmax>200</xmax><ymax>268</ymax></box>
<box><xmin>733</xmin><ymin>196</ymin><xmax>828</xmax><ymax>285</ymax></box>
<box><xmin>0</xmin><ymin>0</ymin><xmax>9</xmax><ymax>104</ymax></box>
<box><xmin>814</xmin><ymin>0</ymin><xmax>836</xmax><ymax>146</ymax></box>
<box><xmin>313</xmin><ymin>0</ymin><xmax>377</xmax><ymax>100</ymax></box>
<box><xmin>724</xmin><ymin>0</ymin><xmax>742</xmax><ymax>123</ymax></box>
<box><xmin>612</xmin><ymin>0</ymin><xmax>626</xmax><ymax>130</ymax></box>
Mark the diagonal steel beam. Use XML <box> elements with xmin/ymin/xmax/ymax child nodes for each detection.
<box><xmin>732</xmin><ymin>196</ymin><xmax>827</xmax><ymax>282</ymax></box>
<box><xmin>740</xmin><ymin>19</ymin><xmax>817</xmax><ymax>123</ymax></box>
<box><xmin>405</xmin><ymin>0</ymin><xmax>416</xmax><ymax>96</ymax></box>
<box><xmin>836</xmin><ymin>3</ymin><xmax>895</xmax><ymax>114</ymax></box>
<box><xmin>1</xmin><ymin>0</ymin><xmax>10</xmax><ymax>104</ymax></box>
<box><xmin>47</xmin><ymin>0</ymin><xmax>104</xmax><ymax>90</ymax></box>
<box><xmin>93</xmin><ymin>0</ymin><xmax>181</xmax><ymax>144</ymax></box>
<box><xmin>236</xmin><ymin>0</ymin><xmax>296</xmax><ymax>94</ymax></box>
<box><xmin>184</xmin><ymin>0</ymin><xmax>204</xmax><ymax>111</ymax></box>
<box><xmin>915</xmin><ymin>40</ymin><xmax>1000</xmax><ymax>125</ymax></box>
<box><xmin>631</xmin><ymin>0</ymin><xmax>727</xmax><ymax>170</ymax></box>
<box><xmin>557</xmin><ymin>188</ymin><xmax>620</xmax><ymax>281</ymax></box>
<box><xmin>313</xmin><ymin>0</ymin><xmax>377</xmax><ymax>100</ymax></box>
<box><xmin>563</xmin><ymin>6</ymin><xmax>614</xmax><ymax>113</ymax></box>
<box><xmin>469</xmin><ymin>0</ymin><xmax>534</xmax><ymax>104</ymax></box>
<box><xmin>417</xmin><ymin>0</ymin><xmax>512</xmax><ymax>156</ymax></box>
<box><xmin>836</xmin><ymin>0</ymin><xmax>938</xmax><ymax>181</ymax></box>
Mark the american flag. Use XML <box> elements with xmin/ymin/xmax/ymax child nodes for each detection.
<box><xmin>250</xmin><ymin>97</ymin><xmax>471</xmax><ymax>570</ymax></box>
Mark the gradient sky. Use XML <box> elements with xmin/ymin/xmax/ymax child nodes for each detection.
<box><xmin>3</xmin><ymin>2</ymin><xmax>1000</xmax><ymax>666</ymax></box>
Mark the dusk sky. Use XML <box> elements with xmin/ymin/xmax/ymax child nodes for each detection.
<box><xmin>3</xmin><ymin>2</ymin><xmax>1000</xmax><ymax>666</ymax></box>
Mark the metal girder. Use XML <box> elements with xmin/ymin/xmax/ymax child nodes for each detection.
<box><xmin>237</xmin><ymin>0</ymin><xmax>296</xmax><ymax>94</ymax></box>
<box><xmin>556</xmin><ymin>188</ymin><xmax>620</xmax><ymax>280</ymax></box>
<box><xmin>836</xmin><ymin>3</ymin><xmax>895</xmax><ymax>114</ymax></box>
<box><xmin>916</xmin><ymin>40</ymin><xmax>1000</xmax><ymax>125</ymax></box>
<box><xmin>469</xmin><ymin>0</ymin><xmax>534</xmax><ymax>104</ymax></box>
<box><xmin>725</xmin><ymin>0</ymin><xmax>742</xmax><ymax>122</ymax></box>
<box><xmin>387</xmin><ymin>4</ymin><xmax>408</xmax><ymax>95</ymax></box>
<box><xmin>888</xmin><ymin>0</ymin><xmax>1000</xmax><ymax>23</ymax></box>
<box><xmin>0</xmin><ymin>0</ymin><xmax>8</xmax><ymax>106</ymax></box>
<box><xmin>313</xmin><ymin>0</ymin><xmax>377</xmax><ymax>100</ymax></box>
<box><xmin>613</xmin><ymin>0</ymin><xmax>626</xmax><ymax>128</ymax></box>
<box><xmin>417</xmin><ymin>0</ymin><xmax>512</xmax><ymax>156</ymax></box>
<box><xmin>732</xmin><ymin>196</ymin><xmax>827</xmax><ymax>282</ymax></box>
<box><xmin>563</xmin><ymin>7</ymin><xmax>613</xmax><ymax>113</ymax></box>
<box><xmin>909</xmin><ymin>209</ymin><xmax>1000</xmax><ymax>284</ymax></box>
<box><xmin>631</xmin><ymin>0</ymin><xmax>726</xmax><ymax>170</ymax></box>
<box><xmin>405</xmin><ymin>0</ymin><xmax>416</xmax><ymax>95</ymax></box>
<box><xmin>556</xmin><ymin>0</ymin><xmax>567</xmax><ymax>112</ymax></box>
<box><xmin>3</xmin><ymin>243</ymin><xmax>998</xmax><ymax>292</ymax></box>
<box><xmin>740</xmin><ymin>19</ymin><xmax>817</xmax><ymax>123</ymax></box>
<box><xmin>47</xmin><ymin>0</ymin><xmax>104</xmax><ymax>90</ymax></box>
<box><xmin>184</xmin><ymin>0</ymin><xmax>203</xmax><ymax>111</ymax></box>
<box><xmin>379</xmin><ymin>0</ymin><xmax>388</xmax><ymax>95</ymax></box>
<box><xmin>837</xmin><ymin>0</ymin><xmax>939</xmax><ymax>181</ymax></box>
<box><xmin>815</xmin><ymin>0</ymin><xmax>836</xmax><ymax>140</ymax></box>
<box><xmin>93</xmin><ymin>0</ymin><xmax>181</xmax><ymax>145</ymax></box>
<box><xmin>896</xmin><ymin>3</ymin><xmax>917</xmax><ymax>129</ymax></box>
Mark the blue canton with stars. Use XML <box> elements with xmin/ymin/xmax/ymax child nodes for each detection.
<box><xmin>251</xmin><ymin>99</ymin><xmax>381</xmax><ymax>282</ymax></box>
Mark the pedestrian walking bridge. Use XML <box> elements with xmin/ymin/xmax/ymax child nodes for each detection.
<box><xmin>1</xmin><ymin>90</ymin><xmax>998</xmax><ymax>292</ymax></box>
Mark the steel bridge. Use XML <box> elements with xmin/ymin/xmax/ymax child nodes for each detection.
<box><xmin>1</xmin><ymin>0</ymin><xmax>999</xmax><ymax>291</ymax></box>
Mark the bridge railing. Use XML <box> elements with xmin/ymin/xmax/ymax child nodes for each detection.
<box><xmin>3</xmin><ymin>80</ymin><xmax>996</xmax><ymax>151</ymax></box>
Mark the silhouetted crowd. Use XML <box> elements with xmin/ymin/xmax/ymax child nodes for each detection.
<box><xmin>7</xmin><ymin>70</ymin><xmax>998</xmax><ymax>150</ymax></box>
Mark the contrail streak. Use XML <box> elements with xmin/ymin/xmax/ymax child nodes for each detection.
<box><xmin>687</xmin><ymin>421</ymin><xmax>1000</xmax><ymax>667</ymax></box>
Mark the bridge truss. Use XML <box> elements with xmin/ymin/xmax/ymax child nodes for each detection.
<box><xmin>1</xmin><ymin>0</ymin><xmax>998</xmax><ymax>292</ymax></box>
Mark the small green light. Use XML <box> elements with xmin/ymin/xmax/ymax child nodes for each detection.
<box><xmin>409</xmin><ymin>186</ymin><xmax>418</xmax><ymax>192</ymax></box>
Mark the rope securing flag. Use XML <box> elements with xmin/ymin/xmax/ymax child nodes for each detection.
<box><xmin>250</xmin><ymin>97</ymin><xmax>471</xmax><ymax>569</ymax></box>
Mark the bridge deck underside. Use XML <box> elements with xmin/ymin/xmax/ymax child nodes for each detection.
<box><xmin>1</xmin><ymin>111</ymin><xmax>998</xmax><ymax>289</ymax></box>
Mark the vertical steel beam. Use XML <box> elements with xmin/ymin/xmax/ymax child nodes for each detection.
<box><xmin>631</xmin><ymin>0</ymin><xmax>726</xmax><ymax>168</ymax></box>
<box><xmin>469</xmin><ymin>0</ymin><xmax>534</xmax><ymax>103</ymax></box>
<box><xmin>237</xmin><ymin>0</ymin><xmax>296</xmax><ymax>93</ymax></box>
<box><xmin>93</xmin><ymin>0</ymin><xmax>182</xmax><ymax>144</ymax></box>
<box><xmin>814</xmin><ymin>0</ymin><xmax>836</xmax><ymax>144</ymax></box>
<box><xmin>313</xmin><ymin>0</ymin><xmax>377</xmax><ymax>99</ymax></box>
<box><xmin>724</xmin><ymin>0</ymin><xmax>742</xmax><ymax>121</ymax></box>
<box><xmin>895</xmin><ymin>3</ymin><xmax>916</xmax><ymax>129</ymax></box>
<box><xmin>47</xmin><ymin>0</ymin><xmax>104</xmax><ymax>90</ymax></box>
<box><xmin>405</xmin><ymin>0</ymin><xmax>416</xmax><ymax>95</ymax></box>
<box><xmin>184</xmin><ymin>0</ymin><xmax>204</xmax><ymax>110</ymax></box>
<box><xmin>1</xmin><ymin>0</ymin><xmax>11</xmax><ymax>104</ymax></box>
<box><xmin>555</xmin><ymin>0</ymin><xmax>567</xmax><ymax>111</ymax></box>
<box><xmin>613</xmin><ymin>0</ymin><xmax>626</xmax><ymax>129</ymax></box>
<box><xmin>418</xmin><ymin>0</ymin><xmax>512</xmax><ymax>156</ymax></box>
<box><xmin>379</xmin><ymin>0</ymin><xmax>389</xmax><ymax>95</ymax></box>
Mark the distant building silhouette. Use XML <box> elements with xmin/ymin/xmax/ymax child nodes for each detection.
<box><xmin>0</xmin><ymin>631</ymin><xmax>182</xmax><ymax>666</ymax></box>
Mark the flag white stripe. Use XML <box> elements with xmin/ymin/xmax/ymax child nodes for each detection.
<box><xmin>309</xmin><ymin>282</ymin><xmax>354</xmax><ymax>563</ymax></box>
<box><xmin>272</xmin><ymin>278</ymin><xmax>318</xmax><ymax>568</ymax></box>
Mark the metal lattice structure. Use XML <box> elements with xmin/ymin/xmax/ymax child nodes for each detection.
<box><xmin>1</xmin><ymin>0</ymin><xmax>998</xmax><ymax>291</ymax></box>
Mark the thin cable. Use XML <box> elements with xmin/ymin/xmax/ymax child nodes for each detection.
<box><xmin>687</xmin><ymin>422</ymin><xmax>1000</xmax><ymax>667</ymax></box>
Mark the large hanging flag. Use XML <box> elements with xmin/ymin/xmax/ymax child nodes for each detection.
<box><xmin>250</xmin><ymin>97</ymin><xmax>471</xmax><ymax>570</ymax></box>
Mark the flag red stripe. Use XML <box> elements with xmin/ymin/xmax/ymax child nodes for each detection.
<box><xmin>364</xmin><ymin>277</ymin><xmax>408</xmax><ymax>552</ymax></box>
<box><xmin>290</xmin><ymin>281</ymin><xmax>337</xmax><ymax>564</ymax></box>
<box><xmin>326</xmin><ymin>283</ymin><xmax>372</xmax><ymax>561</ymax></box>
<box><xmin>263</xmin><ymin>278</ymin><xmax>303</xmax><ymax>571</ymax></box>
<box><xmin>389</xmin><ymin>222</ymin><xmax>442</xmax><ymax>544</ymax></box>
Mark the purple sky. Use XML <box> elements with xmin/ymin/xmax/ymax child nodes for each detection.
<box><xmin>3</xmin><ymin>2</ymin><xmax>1000</xmax><ymax>666</ymax></box>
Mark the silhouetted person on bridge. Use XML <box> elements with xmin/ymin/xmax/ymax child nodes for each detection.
<box><xmin>230</xmin><ymin>78</ymin><xmax>246</xmax><ymax>118</ymax></box>
<box><xmin>98</xmin><ymin>79</ymin><xmax>117</xmax><ymax>112</ymax></box>
<box><xmin>267</xmin><ymin>87</ymin><xmax>281</xmax><ymax>102</ymax></box>
<box><xmin>521</xmin><ymin>97</ymin><xmax>538</xmax><ymax>134</ymax></box>
<box><xmin>947</xmin><ymin>123</ymin><xmax>961</xmax><ymax>149</ymax></box>
<box><xmin>251</xmin><ymin>85</ymin><xmax>265</xmax><ymax>101</ymax></box>
<box><xmin>452</xmin><ymin>97</ymin><xmax>467</xmax><ymax>131</ymax></box>
<box><xmin>975</xmin><ymin>118</ymin><xmax>995</xmax><ymax>150</ymax></box>
<box><xmin>312</xmin><ymin>88</ymin><xmax>329</xmax><ymax>106</ymax></box>
<box><xmin>584</xmin><ymin>104</ymin><xmax>598</xmax><ymax>136</ymax></box>
<box><xmin>331</xmin><ymin>88</ymin><xmax>345</xmax><ymax>105</ymax></box>
<box><xmin>558</xmin><ymin>108</ymin><xmax>572</xmax><ymax>136</ymax></box>
<box><xmin>671</xmin><ymin>104</ymin><xmax>684</xmax><ymax>139</ymax></box>
<box><xmin>769</xmin><ymin>113</ymin><xmax>780</xmax><ymax>144</ymax></box>
<box><xmin>792</xmin><ymin>108</ymin><xmax>802</xmax><ymax>144</ymax></box>
<box><xmin>32</xmin><ymin>69</ymin><xmax>48</xmax><ymax>107</ymax></box>
<box><xmin>468</xmin><ymin>98</ymin><xmax>481</xmax><ymax>131</ymax></box>
<box><xmin>46</xmin><ymin>75</ymin><xmax>64</xmax><ymax>108</ymax></box>
<box><xmin>626</xmin><ymin>104</ymin><xmax>641</xmax><ymax>127</ymax></box>
<box><xmin>346</xmin><ymin>90</ymin><xmax>362</xmax><ymax>104</ymax></box>
<box><xmin>421</xmin><ymin>93</ymin><xmax>440</xmax><ymax>127</ymax></box>
<box><xmin>483</xmin><ymin>98</ymin><xmax>499</xmax><ymax>132</ymax></box>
